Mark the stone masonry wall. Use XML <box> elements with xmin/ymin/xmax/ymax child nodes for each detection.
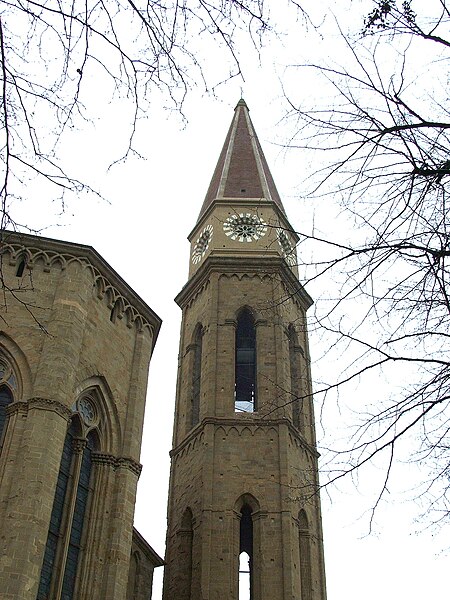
<box><xmin>0</xmin><ymin>236</ymin><xmax>159</xmax><ymax>600</ymax></box>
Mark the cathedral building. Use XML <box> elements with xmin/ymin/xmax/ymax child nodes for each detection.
<box><xmin>163</xmin><ymin>99</ymin><xmax>327</xmax><ymax>600</ymax></box>
<box><xmin>0</xmin><ymin>233</ymin><xmax>163</xmax><ymax>600</ymax></box>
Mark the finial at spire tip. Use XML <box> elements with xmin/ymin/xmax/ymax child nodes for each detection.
<box><xmin>235</xmin><ymin>98</ymin><xmax>248</xmax><ymax>110</ymax></box>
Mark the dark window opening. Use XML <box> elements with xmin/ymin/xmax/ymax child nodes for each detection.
<box><xmin>239</xmin><ymin>504</ymin><xmax>253</xmax><ymax>600</ymax></box>
<box><xmin>16</xmin><ymin>259</ymin><xmax>26</xmax><ymax>277</ymax></box>
<box><xmin>61</xmin><ymin>432</ymin><xmax>95</xmax><ymax>600</ymax></box>
<box><xmin>37</xmin><ymin>422</ymin><xmax>76</xmax><ymax>600</ymax></box>
<box><xmin>191</xmin><ymin>326</ymin><xmax>202</xmax><ymax>427</ymax></box>
<box><xmin>235</xmin><ymin>310</ymin><xmax>256</xmax><ymax>413</ymax></box>
<box><xmin>0</xmin><ymin>385</ymin><xmax>13</xmax><ymax>451</ymax></box>
<box><xmin>299</xmin><ymin>510</ymin><xmax>312</xmax><ymax>600</ymax></box>
<box><xmin>37</xmin><ymin>422</ymin><xmax>96</xmax><ymax>600</ymax></box>
<box><xmin>110</xmin><ymin>301</ymin><xmax>118</xmax><ymax>323</ymax></box>
<box><xmin>180</xmin><ymin>508</ymin><xmax>194</xmax><ymax>600</ymax></box>
<box><xmin>288</xmin><ymin>325</ymin><xmax>301</xmax><ymax>429</ymax></box>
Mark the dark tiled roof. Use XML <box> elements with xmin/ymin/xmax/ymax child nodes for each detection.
<box><xmin>197</xmin><ymin>99</ymin><xmax>286</xmax><ymax>223</ymax></box>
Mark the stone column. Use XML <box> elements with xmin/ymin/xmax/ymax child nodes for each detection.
<box><xmin>122</xmin><ymin>328</ymin><xmax>153</xmax><ymax>460</ymax></box>
<box><xmin>0</xmin><ymin>399</ymin><xmax>71</xmax><ymax>600</ymax></box>
<box><xmin>102</xmin><ymin>461</ymin><xmax>141</xmax><ymax>600</ymax></box>
<box><xmin>78</xmin><ymin>454</ymin><xmax>116</xmax><ymax>599</ymax></box>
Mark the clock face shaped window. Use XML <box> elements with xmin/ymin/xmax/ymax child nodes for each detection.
<box><xmin>276</xmin><ymin>228</ymin><xmax>297</xmax><ymax>266</ymax></box>
<box><xmin>192</xmin><ymin>224</ymin><xmax>213</xmax><ymax>264</ymax></box>
<box><xmin>223</xmin><ymin>213</ymin><xmax>267</xmax><ymax>242</ymax></box>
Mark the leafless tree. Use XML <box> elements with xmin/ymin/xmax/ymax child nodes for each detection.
<box><xmin>0</xmin><ymin>0</ymin><xmax>306</xmax><ymax>232</ymax></box>
<box><xmin>283</xmin><ymin>0</ymin><xmax>450</xmax><ymax>528</ymax></box>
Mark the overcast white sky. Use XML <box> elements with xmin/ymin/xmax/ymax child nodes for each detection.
<box><xmin>9</xmin><ymin>0</ymin><xmax>448</xmax><ymax>597</ymax></box>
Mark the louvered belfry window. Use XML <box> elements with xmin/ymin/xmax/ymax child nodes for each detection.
<box><xmin>235</xmin><ymin>309</ymin><xmax>256</xmax><ymax>413</ymax></box>
<box><xmin>191</xmin><ymin>324</ymin><xmax>203</xmax><ymax>427</ymax></box>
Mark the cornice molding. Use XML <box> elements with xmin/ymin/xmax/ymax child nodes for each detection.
<box><xmin>116</xmin><ymin>456</ymin><xmax>143</xmax><ymax>477</ymax></box>
<box><xmin>6</xmin><ymin>397</ymin><xmax>72</xmax><ymax>420</ymax></box>
<box><xmin>92</xmin><ymin>452</ymin><xmax>142</xmax><ymax>477</ymax></box>
<box><xmin>91</xmin><ymin>452</ymin><xmax>118</xmax><ymax>468</ymax></box>
<box><xmin>175</xmin><ymin>255</ymin><xmax>313</xmax><ymax>311</ymax></box>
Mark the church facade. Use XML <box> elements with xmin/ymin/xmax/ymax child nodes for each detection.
<box><xmin>0</xmin><ymin>232</ymin><xmax>163</xmax><ymax>600</ymax></box>
<box><xmin>163</xmin><ymin>100</ymin><xmax>327</xmax><ymax>600</ymax></box>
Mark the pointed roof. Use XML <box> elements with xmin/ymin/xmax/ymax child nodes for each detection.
<box><xmin>197</xmin><ymin>99</ymin><xmax>286</xmax><ymax>223</ymax></box>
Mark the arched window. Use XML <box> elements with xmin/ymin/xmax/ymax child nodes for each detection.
<box><xmin>298</xmin><ymin>510</ymin><xmax>312</xmax><ymax>600</ymax></box>
<box><xmin>239</xmin><ymin>551</ymin><xmax>251</xmax><ymax>600</ymax></box>
<box><xmin>179</xmin><ymin>507</ymin><xmax>194</xmax><ymax>600</ymax></box>
<box><xmin>288</xmin><ymin>324</ymin><xmax>302</xmax><ymax>429</ymax></box>
<box><xmin>0</xmin><ymin>386</ymin><xmax>13</xmax><ymax>450</ymax></box>
<box><xmin>16</xmin><ymin>257</ymin><xmax>26</xmax><ymax>277</ymax></box>
<box><xmin>239</xmin><ymin>505</ymin><xmax>253</xmax><ymax>600</ymax></box>
<box><xmin>191</xmin><ymin>324</ymin><xmax>203</xmax><ymax>427</ymax></box>
<box><xmin>235</xmin><ymin>309</ymin><xmax>256</xmax><ymax>413</ymax></box>
<box><xmin>235</xmin><ymin>494</ymin><xmax>260</xmax><ymax>600</ymax></box>
<box><xmin>127</xmin><ymin>551</ymin><xmax>140</xmax><ymax>600</ymax></box>
<box><xmin>0</xmin><ymin>357</ymin><xmax>17</xmax><ymax>454</ymax></box>
<box><xmin>37</xmin><ymin>395</ymin><xmax>100</xmax><ymax>600</ymax></box>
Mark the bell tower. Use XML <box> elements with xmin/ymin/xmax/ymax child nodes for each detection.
<box><xmin>163</xmin><ymin>100</ymin><xmax>327</xmax><ymax>600</ymax></box>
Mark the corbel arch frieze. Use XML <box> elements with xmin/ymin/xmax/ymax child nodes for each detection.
<box><xmin>213</xmin><ymin>424</ymin><xmax>239</xmax><ymax>440</ymax></box>
<box><xmin>239</xmin><ymin>425</ymin><xmax>254</xmax><ymax>438</ymax></box>
<box><xmin>215</xmin><ymin>423</ymin><xmax>280</xmax><ymax>439</ymax></box>
<box><xmin>101</xmin><ymin>283</ymin><xmax>149</xmax><ymax>331</ymax></box>
<box><xmin>7</xmin><ymin>246</ymin><xmax>32</xmax><ymax>268</ymax></box>
<box><xmin>172</xmin><ymin>430</ymin><xmax>205</xmax><ymax>463</ymax></box>
<box><xmin>218</xmin><ymin>272</ymin><xmax>272</xmax><ymax>284</ymax></box>
<box><xmin>0</xmin><ymin>240</ymin><xmax>156</xmax><ymax>334</ymax></box>
<box><xmin>234</xmin><ymin>492</ymin><xmax>261</xmax><ymax>515</ymax></box>
<box><xmin>185</xmin><ymin>279</ymin><xmax>211</xmax><ymax>311</ymax></box>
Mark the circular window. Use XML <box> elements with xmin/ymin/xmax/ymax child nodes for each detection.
<box><xmin>78</xmin><ymin>396</ymin><xmax>98</xmax><ymax>427</ymax></box>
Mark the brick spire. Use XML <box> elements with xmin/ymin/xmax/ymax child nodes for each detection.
<box><xmin>197</xmin><ymin>99</ymin><xmax>286</xmax><ymax>223</ymax></box>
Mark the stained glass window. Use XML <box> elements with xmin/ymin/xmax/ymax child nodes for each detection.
<box><xmin>37</xmin><ymin>409</ymin><xmax>98</xmax><ymax>599</ymax></box>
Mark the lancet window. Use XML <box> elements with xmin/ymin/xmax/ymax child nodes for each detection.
<box><xmin>235</xmin><ymin>309</ymin><xmax>257</xmax><ymax>413</ymax></box>
<box><xmin>191</xmin><ymin>324</ymin><xmax>203</xmax><ymax>427</ymax></box>
<box><xmin>299</xmin><ymin>510</ymin><xmax>312</xmax><ymax>600</ymax></box>
<box><xmin>239</xmin><ymin>504</ymin><xmax>254</xmax><ymax>600</ymax></box>
<box><xmin>127</xmin><ymin>551</ymin><xmax>140</xmax><ymax>600</ymax></box>
<box><xmin>37</xmin><ymin>394</ymin><xmax>100</xmax><ymax>600</ymax></box>
<box><xmin>288</xmin><ymin>324</ymin><xmax>302</xmax><ymax>429</ymax></box>
<box><xmin>179</xmin><ymin>507</ymin><xmax>194</xmax><ymax>600</ymax></box>
<box><xmin>0</xmin><ymin>357</ymin><xmax>18</xmax><ymax>453</ymax></box>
